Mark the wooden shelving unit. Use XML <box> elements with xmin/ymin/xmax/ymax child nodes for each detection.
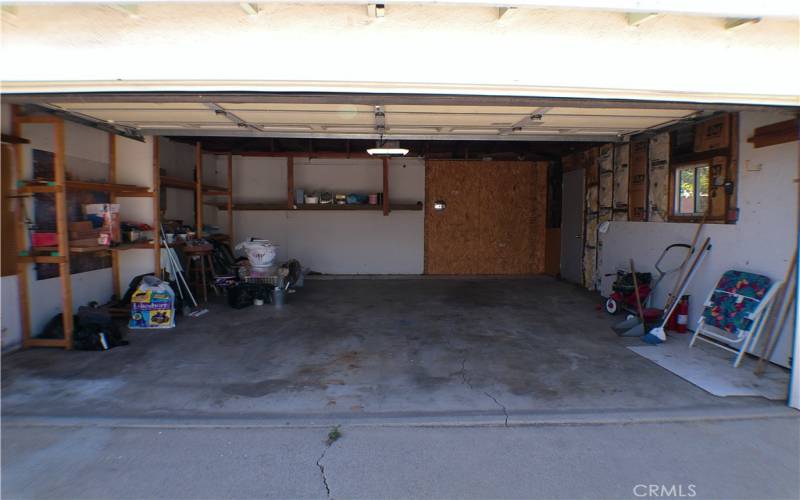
<box><xmin>159</xmin><ymin>144</ymin><xmax>233</xmax><ymax>240</ymax></box>
<box><xmin>202</xmin><ymin>153</ymin><xmax>417</xmax><ymax>220</ymax></box>
<box><xmin>203</xmin><ymin>202</ymin><xmax>423</xmax><ymax>211</ymax></box>
<box><xmin>12</xmin><ymin>111</ymin><xmax>159</xmax><ymax>350</ymax></box>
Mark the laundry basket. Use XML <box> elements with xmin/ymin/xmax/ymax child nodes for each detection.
<box><xmin>236</xmin><ymin>239</ymin><xmax>278</xmax><ymax>269</ymax></box>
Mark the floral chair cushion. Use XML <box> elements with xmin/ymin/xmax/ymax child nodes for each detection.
<box><xmin>701</xmin><ymin>270</ymin><xmax>772</xmax><ymax>336</ymax></box>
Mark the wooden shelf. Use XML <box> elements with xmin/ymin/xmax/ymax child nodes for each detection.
<box><xmin>66</xmin><ymin>180</ymin><xmax>153</xmax><ymax>196</ymax></box>
<box><xmin>26</xmin><ymin>242</ymin><xmax>156</xmax><ymax>255</ymax></box>
<box><xmin>18</xmin><ymin>254</ymin><xmax>67</xmax><ymax>264</ymax></box>
<box><xmin>204</xmin><ymin>202</ymin><xmax>423</xmax><ymax>211</ymax></box>
<box><xmin>17</xmin><ymin>184</ymin><xmax>62</xmax><ymax>194</ymax></box>
<box><xmin>17</xmin><ymin>180</ymin><xmax>152</xmax><ymax>196</ymax></box>
<box><xmin>69</xmin><ymin>242</ymin><xmax>155</xmax><ymax>253</ymax></box>
<box><xmin>161</xmin><ymin>175</ymin><xmax>229</xmax><ymax>195</ymax></box>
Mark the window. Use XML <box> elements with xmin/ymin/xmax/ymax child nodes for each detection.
<box><xmin>674</xmin><ymin>163</ymin><xmax>709</xmax><ymax>216</ymax></box>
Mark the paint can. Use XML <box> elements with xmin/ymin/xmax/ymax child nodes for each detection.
<box><xmin>272</xmin><ymin>287</ymin><xmax>285</xmax><ymax>307</ymax></box>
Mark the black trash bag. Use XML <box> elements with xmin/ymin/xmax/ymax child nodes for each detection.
<box><xmin>39</xmin><ymin>313</ymin><xmax>80</xmax><ymax>339</ymax></box>
<box><xmin>38</xmin><ymin>313</ymin><xmax>129</xmax><ymax>351</ymax></box>
<box><xmin>74</xmin><ymin>322</ymin><xmax>129</xmax><ymax>351</ymax></box>
<box><xmin>227</xmin><ymin>284</ymin><xmax>254</xmax><ymax>309</ymax></box>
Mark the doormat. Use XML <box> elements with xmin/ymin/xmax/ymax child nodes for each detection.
<box><xmin>628</xmin><ymin>338</ymin><xmax>789</xmax><ymax>400</ymax></box>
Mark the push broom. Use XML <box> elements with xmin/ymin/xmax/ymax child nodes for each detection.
<box><xmin>643</xmin><ymin>237</ymin><xmax>712</xmax><ymax>345</ymax></box>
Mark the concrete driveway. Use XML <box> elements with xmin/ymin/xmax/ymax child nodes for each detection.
<box><xmin>3</xmin><ymin>415</ymin><xmax>799</xmax><ymax>499</ymax></box>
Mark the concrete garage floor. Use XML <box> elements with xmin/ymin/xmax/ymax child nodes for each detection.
<box><xmin>1</xmin><ymin>277</ymin><xmax>787</xmax><ymax>423</ymax></box>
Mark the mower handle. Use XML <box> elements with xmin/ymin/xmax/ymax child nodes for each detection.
<box><xmin>654</xmin><ymin>243</ymin><xmax>693</xmax><ymax>276</ymax></box>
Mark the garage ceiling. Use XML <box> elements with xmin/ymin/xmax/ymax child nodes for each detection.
<box><xmin>40</xmin><ymin>100</ymin><xmax>698</xmax><ymax>142</ymax></box>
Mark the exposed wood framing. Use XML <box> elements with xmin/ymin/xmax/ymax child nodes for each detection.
<box><xmin>54</xmin><ymin>119</ymin><xmax>74</xmax><ymax>350</ymax></box>
<box><xmin>195</xmin><ymin>141</ymin><xmax>203</xmax><ymax>237</ymax></box>
<box><xmin>227</xmin><ymin>152</ymin><xmax>233</xmax><ymax>241</ymax></box>
<box><xmin>152</xmin><ymin>137</ymin><xmax>161</xmax><ymax>277</ymax></box>
<box><xmin>109</xmin><ymin>133</ymin><xmax>121</xmax><ymax>297</ymax></box>
<box><xmin>287</xmin><ymin>156</ymin><xmax>295</xmax><ymax>209</ymax></box>
<box><xmin>747</xmin><ymin>118</ymin><xmax>799</xmax><ymax>149</ymax></box>
<box><xmin>12</xmin><ymin>109</ymin><xmax>32</xmax><ymax>344</ymax></box>
<box><xmin>382</xmin><ymin>157</ymin><xmax>390</xmax><ymax>216</ymax></box>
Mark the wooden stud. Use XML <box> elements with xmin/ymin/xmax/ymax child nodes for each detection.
<box><xmin>227</xmin><ymin>152</ymin><xmax>233</xmax><ymax>242</ymax></box>
<box><xmin>109</xmin><ymin>133</ymin><xmax>121</xmax><ymax>297</ymax></box>
<box><xmin>287</xmin><ymin>156</ymin><xmax>295</xmax><ymax>209</ymax></box>
<box><xmin>152</xmin><ymin>137</ymin><xmax>161</xmax><ymax>277</ymax></box>
<box><xmin>382</xmin><ymin>157</ymin><xmax>390</xmax><ymax>216</ymax></box>
<box><xmin>195</xmin><ymin>141</ymin><xmax>203</xmax><ymax>237</ymax></box>
<box><xmin>12</xmin><ymin>108</ymin><xmax>32</xmax><ymax>345</ymax></box>
<box><xmin>54</xmin><ymin>119</ymin><xmax>74</xmax><ymax>350</ymax></box>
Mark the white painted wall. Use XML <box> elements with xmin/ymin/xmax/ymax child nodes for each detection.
<box><xmin>217</xmin><ymin>156</ymin><xmax>425</xmax><ymax>274</ymax></box>
<box><xmin>597</xmin><ymin>110</ymin><xmax>798</xmax><ymax>367</ymax></box>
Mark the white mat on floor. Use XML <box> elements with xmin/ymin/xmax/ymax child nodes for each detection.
<box><xmin>627</xmin><ymin>338</ymin><xmax>789</xmax><ymax>400</ymax></box>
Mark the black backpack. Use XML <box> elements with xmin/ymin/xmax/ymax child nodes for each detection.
<box><xmin>74</xmin><ymin>322</ymin><xmax>129</xmax><ymax>351</ymax></box>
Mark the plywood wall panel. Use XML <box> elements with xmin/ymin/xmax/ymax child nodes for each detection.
<box><xmin>425</xmin><ymin>161</ymin><xmax>482</xmax><ymax>274</ymax></box>
<box><xmin>425</xmin><ymin>160</ymin><xmax>546</xmax><ymax>275</ymax></box>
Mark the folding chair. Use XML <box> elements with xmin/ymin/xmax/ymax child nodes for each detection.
<box><xmin>689</xmin><ymin>270</ymin><xmax>780</xmax><ymax>367</ymax></box>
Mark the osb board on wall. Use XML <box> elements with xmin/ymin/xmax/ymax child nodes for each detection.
<box><xmin>425</xmin><ymin>161</ymin><xmax>482</xmax><ymax>274</ymax></box>
<box><xmin>584</xmin><ymin>147</ymin><xmax>599</xmax><ymax>186</ymax></box>
<box><xmin>648</xmin><ymin>133</ymin><xmax>670</xmax><ymax>222</ymax></box>
<box><xmin>628</xmin><ymin>140</ymin><xmax>648</xmax><ymax>221</ymax></box>
<box><xmin>612</xmin><ymin>143</ymin><xmax>629</xmax><ymax>221</ymax></box>
<box><xmin>694</xmin><ymin>114</ymin><xmax>730</xmax><ymax>153</ymax></box>
<box><xmin>425</xmin><ymin>160</ymin><xmax>547</xmax><ymax>275</ymax></box>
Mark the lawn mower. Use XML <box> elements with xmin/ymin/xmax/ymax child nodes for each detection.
<box><xmin>604</xmin><ymin>243</ymin><xmax>691</xmax><ymax>316</ymax></box>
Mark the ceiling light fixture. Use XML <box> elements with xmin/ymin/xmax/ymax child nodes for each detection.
<box><xmin>367</xmin><ymin>147</ymin><xmax>409</xmax><ymax>157</ymax></box>
<box><xmin>367</xmin><ymin>137</ymin><xmax>408</xmax><ymax>157</ymax></box>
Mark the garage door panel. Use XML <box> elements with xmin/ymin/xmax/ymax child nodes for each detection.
<box><xmin>234</xmin><ymin>110</ymin><xmax>374</xmax><ymax>125</ymax></box>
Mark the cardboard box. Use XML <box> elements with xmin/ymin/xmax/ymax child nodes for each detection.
<box><xmin>83</xmin><ymin>204</ymin><xmax>121</xmax><ymax>244</ymax></box>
